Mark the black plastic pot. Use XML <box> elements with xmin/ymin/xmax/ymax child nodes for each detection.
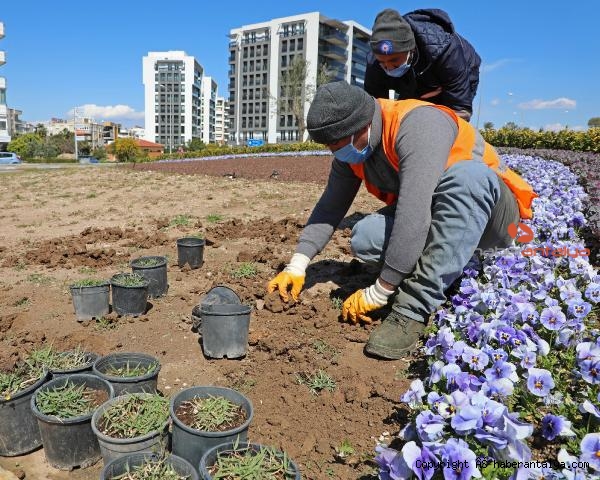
<box><xmin>91</xmin><ymin>393</ymin><xmax>169</xmax><ymax>465</ymax></box>
<box><xmin>200</xmin><ymin>304</ymin><xmax>251</xmax><ymax>359</ymax></box>
<box><xmin>30</xmin><ymin>373</ymin><xmax>114</xmax><ymax>470</ymax></box>
<box><xmin>100</xmin><ymin>452</ymin><xmax>199</xmax><ymax>480</ymax></box>
<box><xmin>199</xmin><ymin>442</ymin><xmax>301</xmax><ymax>479</ymax></box>
<box><xmin>130</xmin><ymin>255</ymin><xmax>168</xmax><ymax>298</ymax></box>
<box><xmin>70</xmin><ymin>282</ymin><xmax>110</xmax><ymax>321</ymax></box>
<box><xmin>93</xmin><ymin>352</ymin><xmax>160</xmax><ymax>396</ymax></box>
<box><xmin>170</xmin><ymin>386</ymin><xmax>253</xmax><ymax>472</ymax></box>
<box><xmin>110</xmin><ymin>273</ymin><xmax>149</xmax><ymax>316</ymax></box>
<box><xmin>0</xmin><ymin>369</ymin><xmax>48</xmax><ymax>456</ymax></box>
<box><xmin>177</xmin><ymin>237</ymin><xmax>205</xmax><ymax>269</ymax></box>
<box><xmin>50</xmin><ymin>351</ymin><xmax>100</xmax><ymax>378</ymax></box>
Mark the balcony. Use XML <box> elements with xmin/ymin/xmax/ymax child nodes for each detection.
<box><xmin>319</xmin><ymin>29</ymin><xmax>348</xmax><ymax>46</ymax></box>
<box><xmin>0</xmin><ymin>23</ymin><xmax>4</xmax><ymax>39</ymax></box>
<box><xmin>0</xmin><ymin>51</ymin><xmax>4</xmax><ymax>66</ymax></box>
<box><xmin>0</xmin><ymin>77</ymin><xmax>5</xmax><ymax>89</ymax></box>
<box><xmin>318</xmin><ymin>43</ymin><xmax>347</xmax><ymax>62</ymax></box>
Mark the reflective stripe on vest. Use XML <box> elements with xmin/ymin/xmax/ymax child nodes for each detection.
<box><xmin>349</xmin><ymin>98</ymin><xmax>537</xmax><ymax>219</ymax></box>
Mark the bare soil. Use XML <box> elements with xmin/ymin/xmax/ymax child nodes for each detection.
<box><xmin>0</xmin><ymin>157</ymin><xmax>418</xmax><ymax>480</ymax></box>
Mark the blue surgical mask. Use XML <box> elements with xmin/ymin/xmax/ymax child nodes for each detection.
<box><xmin>383</xmin><ymin>52</ymin><xmax>412</xmax><ymax>78</ymax></box>
<box><xmin>334</xmin><ymin>128</ymin><xmax>372</xmax><ymax>164</ymax></box>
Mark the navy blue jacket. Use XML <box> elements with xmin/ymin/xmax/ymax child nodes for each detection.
<box><xmin>364</xmin><ymin>9</ymin><xmax>481</xmax><ymax>116</ymax></box>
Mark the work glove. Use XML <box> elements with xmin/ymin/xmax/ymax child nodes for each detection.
<box><xmin>341</xmin><ymin>279</ymin><xmax>395</xmax><ymax>324</ymax></box>
<box><xmin>267</xmin><ymin>253</ymin><xmax>310</xmax><ymax>302</ymax></box>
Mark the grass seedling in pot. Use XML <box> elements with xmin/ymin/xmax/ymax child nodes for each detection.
<box><xmin>29</xmin><ymin>345</ymin><xmax>90</xmax><ymax>371</ymax></box>
<box><xmin>176</xmin><ymin>395</ymin><xmax>246</xmax><ymax>431</ymax></box>
<box><xmin>112</xmin><ymin>273</ymin><xmax>147</xmax><ymax>287</ymax></box>
<box><xmin>0</xmin><ymin>363</ymin><xmax>45</xmax><ymax>401</ymax></box>
<box><xmin>209</xmin><ymin>442</ymin><xmax>296</xmax><ymax>480</ymax></box>
<box><xmin>36</xmin><ymin>381</ymin><xmax>99</xmax><ymax>418</ymax></box>
<box><xmin>112</xmin><ymin>456</ymin><xmax>189</xmax><ymax>480</ymax></box>
<box><xmin>134</xmin><ymin>257</ymin><xmax>163</xmax><ymax>268</ymax></box>
<box><xmin>71</xmin><ymin>278</ymin><xmax>107</xmax><ymax>288</ymax></box>
<box><xmin>104</xmin><ymin>361</ymin><xmax>159</xmax><ymax>378</ymax></box>
<box><xmin>98</xmin><ymin>394</ymin><xmax>169</xmax><ymax>438</ymax></box>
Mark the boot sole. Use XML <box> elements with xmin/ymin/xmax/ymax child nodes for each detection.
<box><xmin>364</xmin><ymin>340</ymin><xmax>419</xmax><ymax>360</ymax></box>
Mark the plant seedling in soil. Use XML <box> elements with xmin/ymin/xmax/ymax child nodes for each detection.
<box><xmin>29</xmin><ymin>345</ymin><xmax>90</xmax><ymax>371</ymax></box>
<box><xmin>175</xmin><ymin>395</ymin><xmax>246</xmax><ymax>432</ymax></box>
<box><xmin>231</xmin><ymin>262</ymin><xmax>258</xmax><ymax>279</ymax></box>
<box><xmin>330</xmin><ymin>297</ymin><xmax>343</xmax><ymax>311</ymax></box>
<box><xmin>133</xmin><ymin>257</ymin><xmax>163</xmax><ymax>267</ymax></box>
<box><xmin>0</xmin><ymin>363</ymin><xmax>45</xmax><ymax>400</ymax></box>
<box><xmin>335</xmin><ymin>439</ymin><xmax>355</xmax><ymax>458</ymax></box>
<box><xmin>71</xmin><ymin>278</ymin><xmax>106</xmax><ymax>288</ymax></box>
<box><xmin>296</xmin><ymin>370</ymin><xmax>336</xmax><ymax>395</ymax></box>
<box><xmin>36</xmin><ymin>381</ymin><xmax>102</xmax><ymax>418</ymax></box>
<box><xmin>112</xmin><ymin>273</ymin><xmax>147</xmax><ymax>287</ymax></box>
<box><xmin>98</xmin><ymin>394</ymin><xmax>169</xmax><ymax>438</ymax></box>
<box><xmin>104</xmin><ymin>361</ymin><xmax>159</xmax><ymax>378</ymax></box>
<box><xmin>169</xmin><ymin>214</ymin><xmax>192</xmax><ymax>227</ymax></box>
<box><xmin>206</xmin><ymin>213</ymin><xmax>224</xmax><ymax>223</ymax></box>
<box><xmin>95</xmin><ymin>316</ymin><xmax>118</xmax><ymax>331</ymax></box>
<box><xmin>111</xmin><ymin>456</ymin><xmax>187</xmax><ymax>480</ymax></box>
<box><xmin>209</xmin><ymin>443</ymin><xmax>296</xmax><ymax>479</ymax></box>
<box><xmin>312</xmin><ymin>340</ymin><xmax>338</xmax><ymax>359</ymax></box>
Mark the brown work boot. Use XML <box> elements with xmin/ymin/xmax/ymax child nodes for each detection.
<box><xmin>365</xmin><ymin>310</ymin><xmax>426</xmax><ymax>359</ymax></box>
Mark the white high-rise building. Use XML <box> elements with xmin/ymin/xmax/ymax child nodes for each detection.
<box><xmin>200</xmin><ymin>76</ymin><xmax>217</xmax><ymax>144</ymax></box>
<box><xmin>215</xmin><ymin>96</ymin><xmax>229</xmax><ymax>145</ymax></box>
<box><xmin>0</xmin><ymin>22</ymin><xmax>10</xmax><ymax>148</ymax></box>
<box><xmin>142</xmin><ymin>51</ymin><xmax>205</xmax><ymax>152</ymax></box>
<box><xmin>228</xmin><ymin>12</ymin><xmax>370</xmax><ymax>145</ymax></box>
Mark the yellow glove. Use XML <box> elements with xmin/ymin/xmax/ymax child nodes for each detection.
<box><xmin>341</xmin><ymin>280</ymin><xmax>394</xmax><ymax>324</ymax></box>
<box><xmin>267</xmin><ymin>271</ymin><xmax>305</xmax><ymax>302</ymax></box>
<box><xmin>267</xmin><ymin>253</ymin><xmax>310</xmax><ymax>302</ymax></box>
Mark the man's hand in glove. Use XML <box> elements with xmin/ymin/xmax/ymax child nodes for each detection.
<box><xmin>266</xmin><ymin>253</ymin><xmax>310</xmax><ymax>302</ymax></box>
<box><xmin>341</xmin><ymin>279</ymin><xmax>395</xmax><ymax>324</ymax></box>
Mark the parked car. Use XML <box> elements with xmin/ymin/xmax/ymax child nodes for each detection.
<box><xmin>78</xmin><ymin>156</ymin><xmax>100</xmax><ymax>164</ymax></box>
<box><xmin>0</xmin><ymin>152</ymin><xmax>22</xmax><ymax>165</ymax></box>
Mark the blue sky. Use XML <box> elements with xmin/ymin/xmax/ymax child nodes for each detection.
<box><xmin>1</xmin><ymin>1</ymin><xmax>598</xmax><ymax>131</ymax></box>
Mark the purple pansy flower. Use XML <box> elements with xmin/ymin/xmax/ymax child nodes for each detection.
<box><xmin>526</xmin><ymin>368</ymin><xmax>555</xmax><ymax>397</ymax></box>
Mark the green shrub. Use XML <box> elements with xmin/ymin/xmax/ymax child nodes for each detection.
<box><xmin>481</xmin><ymin>126</ymin><xmax>600</xmax><ymax>153</ymax></box>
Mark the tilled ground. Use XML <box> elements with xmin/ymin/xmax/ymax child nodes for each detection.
<box><xmin>0</xmin><ymin>158</ymin><xmax>417</xmax><ymax>480</ymax></box>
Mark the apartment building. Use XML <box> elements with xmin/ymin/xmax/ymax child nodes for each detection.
<box><xmin>142</xmin><ymin>51</ymin><xmax>205</xmax><ymax>152</ymax></box>
<box><xmin>200</xmin><ymin>76</ymin><xmax>217</xmax><ymax>144</ymax></box>
<box><xmin>215</xmin><ymin>96</ymin><xmax>229</xmax><ymax>144</ymax></box>
<box><xmin>0</xmin><ymin>22</ymin><xmax>10</xmax><ymax>148</ymax></box>
<box><xmin>228</xmin><ymin>12</ymin><xmax>370</xmax><ymax>145</ymax></box>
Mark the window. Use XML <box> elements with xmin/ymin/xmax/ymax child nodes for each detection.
<box><xmin>282</xmin><ymin>41</ymin><xmax>287</xmax><ymax>53</ymax></box>
<box><xmin>297</xmin><ymin>38</ymin><xmax>304</xmax><ymax>50</ymax></box>
<box><xmin>281</xmin><ymin>56</ymin><xmax>287</xmax><ymax>67</ymax></box>
<box><xmin>290</xmin><ymin>39</ymin><xmax>295</xmax><ymax>51</ymax></box>
<box><xmin>263</xmin><ymin>44</ymin><xmax>268</xmax><ymax>55</ymax></box>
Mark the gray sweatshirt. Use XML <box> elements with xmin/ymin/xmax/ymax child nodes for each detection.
<box><xmin>296</xmin><ymin>103</ymin><xmax>458</xmax><ymax>287</ymax></box>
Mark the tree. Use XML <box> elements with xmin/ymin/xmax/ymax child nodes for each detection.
<box><xmin>588</xmin><ymin>117</ymin><xmax>600</xmax><ymax>128</ymax></box>
<box><xmin>7</xmin><ymin>133</ymin><xmax>43</xmax><ymax>159</ymax></box>
<box><xmin>112</xmin><ymin>138</ymin><xmax>140</xmax><ymax>162</ymax></box>
<box><xmin>504</xmin><ymin>121</ymin><xmax>519</xmax><ymax>130</ymax></box>
<box><xmin>274</xmin><ymin>57</ymin><xmax>333</xmax><ymax>142</ymax></box>
<box><xmin>34</xmin><ymin>124</ymin><xmax>47</xmax><ymax>138</ymax></box>
<box><xmin>483</xmin><ymin>122</ymin><xmax>494</xmax><ymax>130</ymax></box>
<box><xmin>185</xmin><ymin>138</ymin><xmax>205</xmax><ymax>152</ymax></box>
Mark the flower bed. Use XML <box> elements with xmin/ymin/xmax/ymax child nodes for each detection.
<box><xmin>376</xmin><ymin>154</ymin><xmax>600</xmax><ymax>480</ymax></box>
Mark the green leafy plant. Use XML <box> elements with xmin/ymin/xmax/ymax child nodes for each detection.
<box><xmin>71</xmin><ymin>278</ymin><xmax>106</xmax><ymax>288</ymax></box>
<box><xmin>95</xmin><ymin>316</ymin><xmax>117</xmax><ymax>331</ymax></box>
<box><xmin>231</xmin><ymin>262</ymin><xmax>258</xmax><ymax>279</ymax></box>
<box><xmin>133</xmin><ymin>257</ymin><xmax>163</xmax><ymax>267</ymax></box>
<box><xmin>35</xmin><ymin>381</ymin><xmax>98</xmax><ymax>418</ymax></box>
<box><xmin>111</xmin><ymin>273</ymin><xmax>147</xmax><ymax>287</ymax></box>
<box><xmin>206</xmin><ymin>213</ymin><xmax>224</xmax><ymax>223</ymax></box>
<box><xmin>112</xmin><ymin>456</ymin><xmax>189</xmax><ymax>480</ymax></box>
<box><xmin>97</xmin><ymin>394</ymin><xmax>169</xmax><ymax>438</ymax></box>
<box><xmin>177</xmin><ymin>395</ymin><xmax>245</xmax><ymax>431</ymax></box>
<box><xmin>336</xmin><ymin>439</ymin><xmax>355</xmax><ymax>457</ymax></box>
<box><xmin>29</xmin><ymin>345</ymin><xmax>91</xmax><ymax>372</ymax></box>
<box><xmin>296</xmin><ymin>370</ymin><xmax>336</xmax><ymax>395</ymax></box>
<box><xmin>104</xmin><ymin>361</ymin><xmax>158</xmax><ymax>378</ymax></box>
<box><xmin>209</xmin><ymin>443</ymin><xmax>296</xmax><ymax>479</ymax></box>
<box><xmin>169</xmin><ymin>214</ymin><xmax>192</xmax><ymax>227</ymax></box>
<box><xmin>330</xmin><ymin>296</ymin><xmax>343</xmax><ymax>311</ymax></box>
<box><xmin>0</xmin><ymin>363</ymin><xmax>45</xmax><ymax>400</ymax></box>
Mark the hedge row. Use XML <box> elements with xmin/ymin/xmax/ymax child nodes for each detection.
<box><xmin>482</xmin><ymin>127</ymin><xmax>600</xmax><ymax>153</ymax></box>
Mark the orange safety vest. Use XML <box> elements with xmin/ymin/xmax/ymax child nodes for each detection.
<box><xmin>349</xmin><ymin>99</ymin><xmax>537</xmax><ymax>219</ymax></box>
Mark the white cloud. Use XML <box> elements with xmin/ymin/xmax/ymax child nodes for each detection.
<box><xmin>481</xmin><ymin>59</ymin><xmax>514</xmax><ymax>73</ymax></box>
<box><xmin>67</xmin><ymin>104</ymin><xmax>144</xmax><ymax>120</ymax></box>
<box><xmin>490</xmin><ymin>98</ymin><xmax>500</xmax><ymax>106</ymax></box>
<box><xmin>542</xmin><ymin>123</ymin><xmax>585</xmax><ymax>132</ymax></box>
<box><xmin>518</xmin><ymin>98</ymin><xmax>576</xmax><ymax>110</ymax></box>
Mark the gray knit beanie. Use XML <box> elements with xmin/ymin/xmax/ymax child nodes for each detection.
<box><xmin>370</xmin><ymin>9</ymin><xmax>415</xmax><ymax>55</ymax></box>
<box><xmin>306</xmin><ymin>81</ymin><xmax>375</xmax><ymax>145</ymax></box>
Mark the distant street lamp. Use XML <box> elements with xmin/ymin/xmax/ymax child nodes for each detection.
<box><xmin>73</xmin><ymin>108</ymin><xmax>80</xmax><ymax>159</ymax></box>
